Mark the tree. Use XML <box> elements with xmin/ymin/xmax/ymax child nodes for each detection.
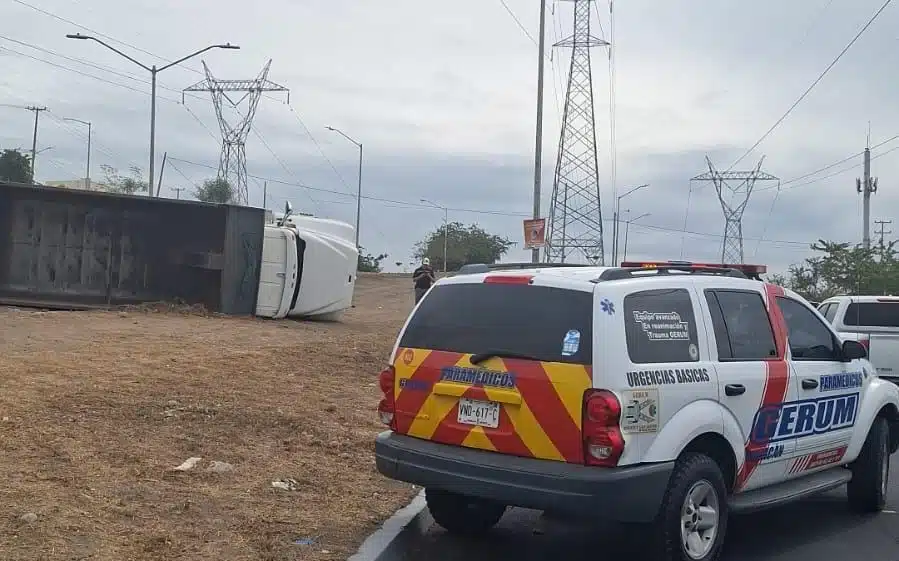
<box><xmin>770</xmin><ymin>238</ymin><xmax>899</xmax><ymax>301</ymax></box>
<box><xmin>413</xmin><ymin>222</ymin><xmax>514</xmax><ymax>272</ymax></box>
<box><xmin>101</xmin><ymin>164</ymin><xmax>149</xmax><ymax>195</ymax></box>
<box><xmin>0</xmin><ymin>149</ymin><xmax>32</xmax><ymax>183</ymax></box>
<box><xmin>358</xmin><ymin>248</ymin><xmax>388</xmax><ymax>272</ymax></box>
<box><xmin>195</xmin><ymin>177</ymin><xmax>234</xmax><ymax>204</ymax></box>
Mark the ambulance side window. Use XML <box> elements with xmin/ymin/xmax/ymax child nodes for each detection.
<box><xmin>776</xmin><ymin>296</ymin><xmax>840</xmax><ymax>361</ymax></box>
<box><xmin>624</xmin><ymin>288</ymin><xmax>700</xmax><ymax>364</ymax></box>
<box><xmin>704</xmin><ymin>289</ymin><xmax>777</xmax><ymax>361</ymax></box>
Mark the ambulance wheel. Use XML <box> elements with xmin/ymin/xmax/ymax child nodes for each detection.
<box><xmin>848</xmin><ymin>416</ymin><xmax>890</xmax><ymax>512</ymax></box>
<box><xmin>649</xmin><ymin>453</ymin><xmax>728</xmax><ymax>561</ymax></box>
<box><xmin>425</xmin><ymin>488</ymin><xmax>506</xmax><ymax>536</ymax></box>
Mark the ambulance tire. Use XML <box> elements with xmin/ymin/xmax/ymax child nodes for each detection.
<box><xmin>648</xmin><ymin>453</ymin><xmax>728</xmax><ymax>561</ymax></box>
<box><xmin>847</xmin><ymin>416</ymin><xmax>890</xmax><ymax>513</ymax></box>
<box><xmin>425</xmin><ymin>488</ymin><xmax>507</xmax><ymax>536</ymax></box>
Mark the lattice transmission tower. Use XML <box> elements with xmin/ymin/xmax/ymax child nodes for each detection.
<box><xmin>544</xmin><ymin>0</ymin><xmax>609</xmax><ymax>265</ymax></box>
<box><xmin>691</xmin><ymin>156</ymin><xmax>779</xmax><ymax>263</ymax></box>
<box><xmin>184</xmin><ymin>60</ymin><xmax>289</xmax><ymax>205</ymax></box>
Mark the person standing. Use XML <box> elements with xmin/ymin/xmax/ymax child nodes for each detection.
<box><xmin>412</xmin><ymin>258</ymin><xmax>436</xmax><ymax>304</ymax></box>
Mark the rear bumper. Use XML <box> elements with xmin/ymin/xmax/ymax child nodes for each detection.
<box><xmin>375</xmin><ymin>431</ymin><xmax>674</xmax><ymax>523</ymax></box>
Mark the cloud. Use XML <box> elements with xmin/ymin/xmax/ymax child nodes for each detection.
<box><xmin>2</xmin><ymin>0</ymin><xmax>899</xmax><ymax>276</ymax></box>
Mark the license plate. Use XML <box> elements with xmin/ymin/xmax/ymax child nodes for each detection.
<box><xmin>457</xmin><ymin>397</ymin><xmax>500</xmax><ymax>429</ymax></box>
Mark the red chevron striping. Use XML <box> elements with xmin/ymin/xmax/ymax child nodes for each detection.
<box><xmin>506</xmin><ymin>359</ymin><xmax>584</xmax><ymax>463</ymax></box>
<box><xmin>393</xmin><ymin>350</ymin><xmax>463</xmax><ymax>434</ymax></box>
<box><xmin>428</xmin><ymin>403</ymin><xmax>471</xmax><ymax>447</ymax></box>
<box><xmin>463</xmin><ymin>386</ymin><xmax>533</xmax><ymax>458</ymax></box>
<box><xmin>735</xmin><ymin>284</ymin><xmax>790</xmax><ymax>491</ymax></box>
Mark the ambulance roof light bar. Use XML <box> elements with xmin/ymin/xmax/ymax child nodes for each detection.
<box><xmin>598</xmin><ymin>260</ymin><xmax>767</xmax><ymax>281</ymax></box>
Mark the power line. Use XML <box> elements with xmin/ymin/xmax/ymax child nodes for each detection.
<box><xmin>166</xmin><ymin>155</ymin><xmax>810</xmax><ymax>246</ymax></box>
<box><xmin>497</xmin><ymin>0</ymin><xmax>563</xmax><ymax>120</ymax></box>
<box><xmin>286</xmin><ymin>105</ymin><xmax>354</xmax><ymax>196</ymax></box>
<box><xmin>251</xmin><ymin>128</ymin><xmax>318</xmax><ymax>208</ymax></box>
<box><xmin>729</xmin><ymin>0</ymin><xmax>893</xmax><ymax>170</ymax></box>
<box><xmin>10</xmin><ymin>0</ymin><xmax>208</xmax><ymax>77</ymax></box>
<box><xmin>499</xmin><ymin>0</ymin><xmax>538</xmax><ymax>44</ymax></box>
<box><xmin>0</xmin><ymin>43</ymin><xmax>181</xmax><ymax>103</ymax></box>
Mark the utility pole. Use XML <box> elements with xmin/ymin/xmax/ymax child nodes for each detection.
<box><xmin>857</xmin><ymin>138</ymin><xmax>878</xmax><ymax>249</ymax></box>
<box><xmin>26</xmin><ymin>106</ymin><xmax>47</xmax><ymax>182</ymax></box>
<box><xmin>531</xmin><ymin>0</ymin><xmax>548</xmax><ymax>264</ymax></box>
<box><xmin>263</xmin><ymin>182</ymin><xmax>267</xmax><ymax>209</ymax></box>
<box><xmin>172</xmin><ymin>187</ymin><xmax>185</xmax><ymax>199</ymax></box>
<box><xmin>875</xmin><ymin>219</ymin><xmax>892</xmax><ymax>249</ymax></box>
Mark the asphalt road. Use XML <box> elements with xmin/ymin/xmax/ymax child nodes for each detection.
<box><xmin>386</xmin><ymin>451</ymin><xmax>899</xmax><ymax>561</ymax></box>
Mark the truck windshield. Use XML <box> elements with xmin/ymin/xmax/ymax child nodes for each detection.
<box><xmin>398</xmin><ymin>282</ymin><xmax>594</xmax><ymax>365</ymax></box>
<box><xmin>843</xmin><ymin>302</ymin><xmax>899</xmax><ymax>327</ymax></box>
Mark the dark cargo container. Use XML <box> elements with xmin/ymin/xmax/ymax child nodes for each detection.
<box><xmin>0</xmin><ymin>182</ymin><xmax>264</xmax><ymax>315</ymax></box>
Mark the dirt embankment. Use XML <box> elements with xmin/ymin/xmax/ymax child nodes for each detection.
<box><xmin>0</xmin><ymin>273</ymin><xmax>417</xmax><ymax>561</ymax></box>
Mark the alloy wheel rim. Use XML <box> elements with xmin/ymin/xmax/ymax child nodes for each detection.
<box><xmin>680</xmin><ymin>479</ymin><xmax>719</xmax><ymax>560</ymax></box>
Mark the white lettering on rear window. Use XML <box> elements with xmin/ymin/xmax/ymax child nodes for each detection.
<box><xmin>632</xmin><ymin>310</ymin><xmax>691</xmax><ymax>341</ymax></box>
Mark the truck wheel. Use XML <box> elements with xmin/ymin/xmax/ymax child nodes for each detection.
<box><xmin>847</xmin><ymin>416</ymin><xmax>890</xmax><ymax>512</ymax></box>
<box><xmin>649</xmin><ymin>453</ymin><xmax>728</xmax><ymax>561</ymax></box>
<box><xmin>425</xmin><ymin>488</ymin><xmax>506</xmax><ymax>536</ymax></box>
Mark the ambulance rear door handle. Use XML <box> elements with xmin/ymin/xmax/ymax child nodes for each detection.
<box><xmin>801</xmin><ymin>378</ymin><xmax>819</xmax><ymax>390</ymax></box>
<box><xmin>724</xmin><ymin>384</ymin><xmax>745</xmax><ymax>397</ymax></box>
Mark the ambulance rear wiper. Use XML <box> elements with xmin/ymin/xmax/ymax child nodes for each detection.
<box><xmin>470</xmin><ymin>349</ymin><xmax>540</xmax><ymax>365</ymax></box>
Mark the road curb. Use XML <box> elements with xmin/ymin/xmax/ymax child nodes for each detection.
<box><xmin>347</xmin><ymin>490</ymin><xmax>432</xmax><ymax>561</ymax></box>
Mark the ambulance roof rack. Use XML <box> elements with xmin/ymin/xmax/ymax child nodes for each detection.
<box><xmin>597</xmin><ymin>261</ymin><xmax>767</xmax><ymax>282</ymax></box>
<box><xmin>455</xmin><ymin>262</ymin><xmax>592</xmax><ymax>276</ymax></box>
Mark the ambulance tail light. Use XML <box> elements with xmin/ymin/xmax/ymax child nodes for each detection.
<box><xmin>377</xmin><ymin>365</ymin><xmax>397</xmax><ymax>429</ymax></box>
<box><xmin>582</xmin><ymin>389</ymin><xmax>624</xmax><ymax>467</ymax></box>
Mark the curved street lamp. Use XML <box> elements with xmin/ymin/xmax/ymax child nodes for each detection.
<box><xmin>66</xmin><ymin>33</ymin><xmax>239</xmax><ymax>197</ymax></box>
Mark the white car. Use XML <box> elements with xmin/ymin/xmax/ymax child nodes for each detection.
<box><xmin>374</xmin><ymin>261</ymin><xmax>899</xmax><ymax>561</ymax></box>
<box><xmin>818</xmin><ymin>295</ymin><xmax>899</xmax><ymax>385</ymax></box>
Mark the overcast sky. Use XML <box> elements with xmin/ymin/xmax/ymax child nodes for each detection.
<box><xmin>2</xmin><ymin>0</ymin><xmax>899</xmax><ymax>274</ymax></box>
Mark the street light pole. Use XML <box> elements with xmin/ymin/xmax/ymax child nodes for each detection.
<box><xmin>622</xmin><ymin>212</ymin><xmax>650</xmax><ymax>263</ymax></box>
<box><xmin>612</xmin><ymin>183</ymin><xmax>649</xmax><ymax>265</ymax></box>
<box><xmin>63</xmin><ymin>118</ymin><xmax>91</xmax><ymax>189</ymax></box>
<box><xmin>420</xmin><ymin>199</ymin><xmax>448</xmax><ymax>274</ymax></box>
<box><xmin>66</xmin><ymin>33</ymin><xmax>239</xmax><ymax>197</ymax></box>
<box><xmin>325</xmin><ymin>126</ymin><xmax>364</xmax><ymax>249</ymax></box>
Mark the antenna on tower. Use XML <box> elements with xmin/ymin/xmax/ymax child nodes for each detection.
<box><xmin>544</xmin><ymin>0</ymin><xmax>609</xmax><ymax>265</ymax></box>
<box><xmin>691</xmin><ymin>156</ymin><xmax>779</xmax><ymax>264</ymax></box>
<box><xmin>183</xmin><ymin>60</ymin><xmax>289</xmax><ymax>205</ymax></box>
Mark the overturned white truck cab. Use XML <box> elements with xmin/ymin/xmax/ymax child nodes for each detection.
<box><xmin>255</xmin><ymin>210</ymin><xmax>358</xmax><ymax>320</ymax></box>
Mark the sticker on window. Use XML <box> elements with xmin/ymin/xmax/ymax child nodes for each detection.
<box><xmin>632</xmin><ymin>311</ymin><xmax>691</xmax><ymax>342</ymax></box>
<box><xmin>561</xmin><ymin>329</ymin><xmax>581</xmax><ymax>356</ymax></box>
<box><xmin>688</xmin><ymin>343</ymin><xmax>699</xmax><ymax>361</ymax></box>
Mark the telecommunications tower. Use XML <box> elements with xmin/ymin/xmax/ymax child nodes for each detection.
<box><xmin>691</xmin><ymin>156</ymin><xmax>779</xmax><ymax>264</ymax></box>
<box><xmin>544</xmin><ymin>0</ymin><xmax>609</xmax><ymax>264</ymax></box>
<box><xmin>184</xmin><ymin>60</ymin><xmax>289</xmax><ymax>205</ymax></box>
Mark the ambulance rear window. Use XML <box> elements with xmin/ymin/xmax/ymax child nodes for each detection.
<box><xmin>399</xmin><ymin>282</ymin><xmax>593</xmax><ymax>365</ymax></box>
<box><xmin>843</xmin><ymin>301</ymin><xmax>899</xmax><ymax>327</ymax></box>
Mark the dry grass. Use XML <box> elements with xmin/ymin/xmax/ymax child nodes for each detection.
<box><xmin>0</xmin><ymin>273</ymin><xmax>419</xmax><ymax>561</ymax></box>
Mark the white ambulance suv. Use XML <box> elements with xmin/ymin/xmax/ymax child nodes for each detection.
<box><xmin>374</xmin><ymin>261</ymin><xmax>899</xmax><ymax>561</ymax></box>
